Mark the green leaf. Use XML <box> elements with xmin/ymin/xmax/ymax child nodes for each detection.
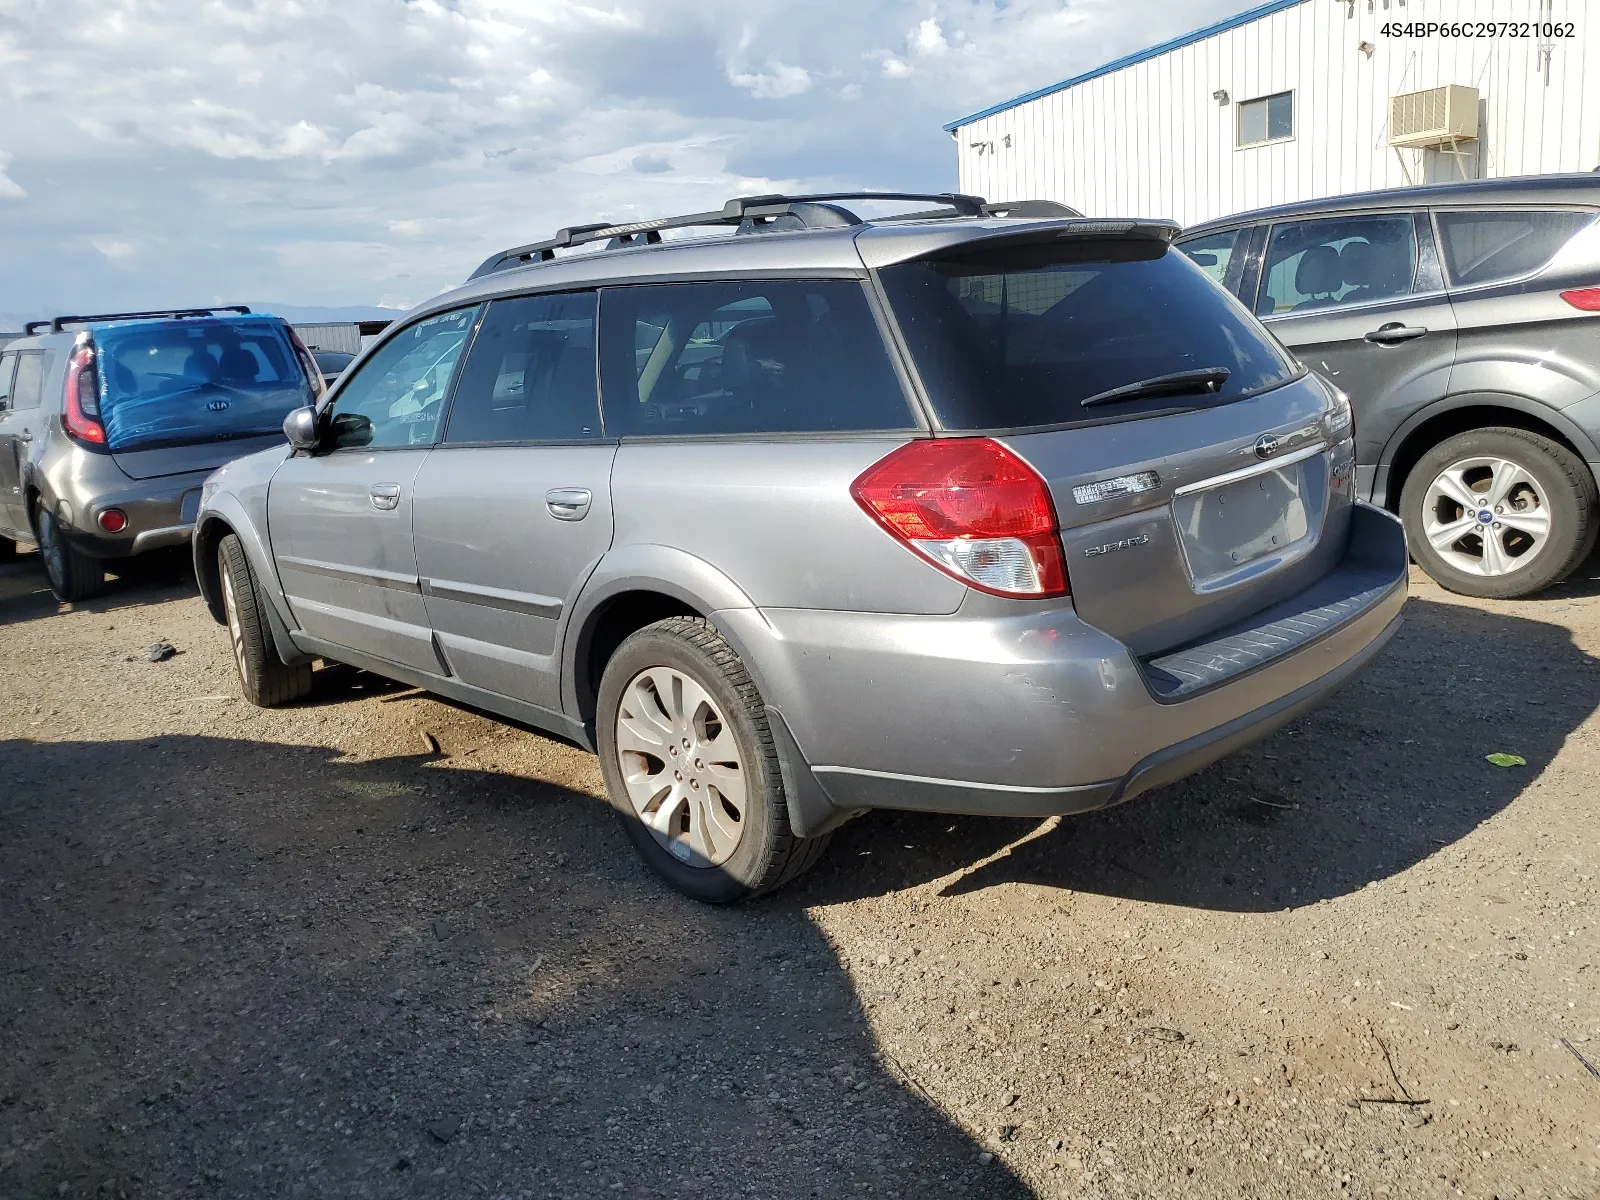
<box><xmin>1485</xmin><ymin>753</ymin><xmax>1527</xmax><ymax>768</ymax></box>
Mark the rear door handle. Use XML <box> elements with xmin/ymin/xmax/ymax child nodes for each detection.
<box><xmin>545</xmin><ymin>488</ymin><xmax>592</xmax><ymax>521</ymax></box>
<box><xmin>1364</xmin><ymin>322</ymin><xmax>1428</xmax><ymax>345</ymax></box>
<box><xmin>369</xmin><ymin>483</ymin><xmax>402</xmax><ymax>511</ymax></box>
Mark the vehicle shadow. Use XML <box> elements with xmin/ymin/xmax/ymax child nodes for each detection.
<box><xmin>0</xmin><ymin>546</ymin><xmax>198</xmax><ymax>626</ymax></box>
<box><xmin>796</xmin><ymin>594</ymin><xmax>1600</xmax><ymax>911</ymax></box>
<box><xmin>0</xmin><ymin>735</ymin><xmax>1029</xmax><ymax>1199</ymax></box>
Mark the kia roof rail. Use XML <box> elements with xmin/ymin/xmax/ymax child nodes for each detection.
<box><xmin>468</xmin><ymin>191</ymin><xmax>1028</xmax><ymax>279</ymax></box>
<box><xmin>24</xmin><ymin>306</ymin><xmax>253</xmax><ymax>336</ymax></box>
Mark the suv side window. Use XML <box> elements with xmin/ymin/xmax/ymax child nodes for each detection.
<box><xmin>328</xmin><ymin>307</ymin><xmax>479</xmax><ymax>450</ymax></box>
<box><xmin>1176</xmin><ymin>228</ymin><xmax>1247</xmax><ymax>292</ymax></box>
<box><xmin>444</xmin><ymin>291</ymin><xmax>600</xmax><ymax>443</ymax></box>
<box><xmin>0</xmin><ymin>353</ymin><xmax>16</xmax><ymax>411</ymax></box>
<box><xmin>1256</xmin><ymin>215</ymin><xmax>1418</xmax><ymax>316</ymax></box>
<box><xmin>9</xmin><ymin>352</ymin><xmax>49</xmax><ymax>411</ymax></box>
<box><xmin>597</xmin><ymin>280</ymin><xmax>914</xmax><ymax>437</ymax></box>
<box><xmin>1435</xmin><ymin>209</ymin><xmax>1596</xmax><ymax>288</ymax></box>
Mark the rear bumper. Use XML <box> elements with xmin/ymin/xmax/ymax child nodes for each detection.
<box><xmin>718</xmin><ymin>504</ymin><xmax>1407</xmax><ymax>822</ymax></box>
<box><xmin>55</xmin><ymin>476</ymin><xmax>207</xmax><ymax>559</ymax></box>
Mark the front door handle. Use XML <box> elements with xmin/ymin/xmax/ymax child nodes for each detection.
<box><xmin>545</xmin><ymin>487</ymin><xmax>592</xmax><ymax>521</ymax></box>
<box><xmin>1364</xmin><ymin>322</ymin><xmax>1428</xmax><ymax>345</ymax></box>
<box><xmin>369</xmin><ymin>483</ymin><xmax>402</xmax><ymax>511</ymax></box>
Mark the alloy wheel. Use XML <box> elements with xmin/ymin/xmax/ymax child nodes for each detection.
<box><xmin>613</xmin><ymin>666</ymin><xmax>748</xmax><ymax>868</ymax></box>
<box><xmin>1421</xmin><ymin>455</ymin><xmax>1551</xmax><ymax>578</ymax></box>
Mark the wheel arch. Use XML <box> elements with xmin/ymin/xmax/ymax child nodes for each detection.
<box><xmin>1376</xmin><ymin>393</ymin><xmax>1600</xmax><ymax>513</ymax></box>
<box><xmin>192</xmin><ymin>514</ymin><xmax>233</xmax><ymax>623</ymax></box>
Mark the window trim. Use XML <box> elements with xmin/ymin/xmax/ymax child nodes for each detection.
<box><xmin>1235</xmin><ymin>89</ymin><xmax>1295</xmax><ymax>151</ymax></box>
<box><xmin>1254</xmin><ymin>210</ymin><xmax>1437</xmax><ymax>322</ymax></box>
<box><xmin>316</xmin><ymin>303</ymin><xmax>484</xmax><ymax>456</ymax></box>
<box><xmin>1428</xmin><ymin>205</ymin><xmax>1600</xmax><ymax>295</ymax></box>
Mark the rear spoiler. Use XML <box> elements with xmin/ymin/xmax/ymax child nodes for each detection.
<box><xmin>856</xmin><ymin>218</ymin><xmax>1183</xmax><ymax>269</ymax></box>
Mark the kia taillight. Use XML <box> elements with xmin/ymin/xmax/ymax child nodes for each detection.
<box><xmin>850</xmin><ymin>437</ymin><xmax>1069</xmax><ymax>598</ymax></box>
<box><xmin>1560</xmin><ymin>287</ymin><xmax>1600</xmax><ymax>312</ymax></box>
<box><xmin>62</xmin><ymin>340</ymin><xmax>107</xmax><ymax>447</ymax></box>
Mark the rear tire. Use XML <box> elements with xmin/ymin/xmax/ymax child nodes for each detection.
<box><xmin>36</xmin><ymin>508</ymin><xmax>105</xmax><ymax>602</ymax></box>
<box><xmin>1401</xmin><ymin>427</ymin><xmax>1597</xmax><ymax>599</ymax></box>
<box><xmin>595</xmin><ymin>616</ymin><xmax>830</xmax><ymax>903</ymax></box>
<box><xmin>218</xmin><ymin>533</ymin><xmax>313</xmax><ymax>707</ymax></box>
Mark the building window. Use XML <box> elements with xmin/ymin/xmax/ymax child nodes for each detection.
<box><xmin>1237</xmin><ymin>91</ymin><xmax>1293</xmax><ymax>147</ymax></box>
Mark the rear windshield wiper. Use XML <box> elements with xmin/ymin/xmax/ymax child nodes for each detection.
<box><xmin>1079</xmin><ymin>367</ymin><xmax>1232</xmax><ymax>409</ymax></box>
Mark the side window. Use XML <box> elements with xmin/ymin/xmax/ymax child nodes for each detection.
<box><xmin>0</xmin><ymin>353</ymin><xmax>16</xmax><ymax>410</ymax></box>
<box><xmin>1177</xmin><ymin>229</ymin><xmax>1246</xmax><ymax>291</ymax></box>
<box><xmin>10</xmin><ymin>352</ymin><xmax>47</xmax><ymax>411</ymax></box>
<box><xmin>597</xmin><ymin>280</ymin><xmax>914</xmax><ymax>437</ymax></box>
<box><xmin>444</xmin><ymin>292</ymin><xmax>599</xmax><ymax>443</ymax></box>
<box><xmin>1257</xmin><ymin>215</ymin><xmax>1417</xmax><ymax>316</ymax></box>
<box><xmin>329</xmin><ymin>307</ymin><xmax>479</xmax><ymax>450</ymax></box>
<box><xmin>1435</xmin><ymin>209</ymin><xmax>1596</xmax><ymax>288</ymax></box>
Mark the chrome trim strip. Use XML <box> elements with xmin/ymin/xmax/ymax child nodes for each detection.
<box><xmin>420</xmin><ymin>577</ymin><xmax>562</xmax><ymax>620</ymax></box>
<box><xmin>1173</xmin><ymin>440</ymin><xmax>1327</xmax><ymax>498</ymax></box>
<box><xmin>278</xmin><ymin>554</ymin><xmax>420</xmax><ymax>592</ymax></box>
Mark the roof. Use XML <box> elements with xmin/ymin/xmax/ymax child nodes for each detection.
<box><xmin>1181</xmin><ymin>173</ymin><xmax>1600</xmax><ymax>234</ymax></box>
<box><xmin>943</xmin><ymin>0</ymin><xmax>1308</xmax><ymax>132</ymax></box>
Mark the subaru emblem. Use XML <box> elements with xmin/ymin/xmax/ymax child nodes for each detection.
<box><xmin>1253</xmin><ymin>434</ymin><xmax>1280</xmax><ymax>460</ymax></box>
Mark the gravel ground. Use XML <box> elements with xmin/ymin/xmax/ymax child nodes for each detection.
<box><xmin>2</xmin><ymin>545</ymin><xmax>1599</xmax><ymax>1200</ymax></box>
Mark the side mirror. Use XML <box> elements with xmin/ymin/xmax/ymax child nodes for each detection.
<box><xmin>328</xmin><ymin>412</ymin><xmax>374</xmax><ymax>450</ymax></box>
<box><xmin>283</xmin><ymin>405</ymin><xmax>320</xmax><ymax>451</ymax></box>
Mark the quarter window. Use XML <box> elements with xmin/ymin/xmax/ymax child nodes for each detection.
<box><xmin>329</xmin><ymin>307</ymin><xmax>479</xmax><ymax>450</ymax></box>
<box><xmin>1435</xmin><ymin>209</ymin><xmax>1595</xmax><ymax>287</ymax></box>
<box><xmin>1238</xmin><ymin>91</ymin><xmax>1293</xmax><ymax>147</ymax></box>
<box><xmin>597</xmin><ymin>280</ymin><xmax>914</xmax><ymax>437</ymax></box>
<box><xmin>9</xmin><ymin>352</ymin><xmax>48</xmax><ymax>412</ymax></box>
<box><xmin>0</xmin><ymin>353</ymin><xmax>16</xmax><ymax>410</ymax></box>
<box><xmin>445</xmin><ymin>292</ymin><xmax>599</xmax><ymax>443</ymax></box>
<box><xmin>1257</xmin><ymin>215</ymin><xmax>1417</xmax><ymax>316</ymax></box>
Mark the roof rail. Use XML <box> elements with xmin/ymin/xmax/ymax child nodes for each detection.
<box><xmin>468</xmin><ymin>191</ymin><xmax>996</xmax><ymax>279</ymax></box>
<box><xmin>24</xmin><ymin>306</ymin><xmax>253</xmax><ymax>337</ymax></box>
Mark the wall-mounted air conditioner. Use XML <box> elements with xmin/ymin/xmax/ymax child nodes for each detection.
<box><xmin>1389</xmin><ymin>85</ymin><xmax>1480</xmax><ymax>149</ymax></box>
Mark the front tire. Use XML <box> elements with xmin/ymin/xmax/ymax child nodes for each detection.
<box><xmin>218</xmin><ymin>533</ymin><xmax>313</xmax><ymax>707</ymax></box>
<box><xmin>1402</xmin><ymin>427</ymin><xmax>1598</xmax><ymax>599</ymax></box>
<box><xmin>595</xmin><ymin>617</ymin><xmax>830</xmax><ymax>903</ymax></box>
<box><xmin>36</xmin><ymin>507</ymin><xmax>105</xmax><ymax>602</ymax></box>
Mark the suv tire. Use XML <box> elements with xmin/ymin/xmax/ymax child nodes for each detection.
<box><xmin>596</xmin><ymin>616</ymin><xmax>830</xmax><ymax>902</ymax></box>
<box><xmin>218</xmin><ymin>533</ymin><xmax>313</xmax><ymax>707</ymax></box>
<box><xmin>36</xmin><ymin>507</ymin><xmax>105</xmax><ymax>602</ymax></box>
<box><xmin>1402</xmin><ymin>426</ymin><xmax>1599</xmax><ymax>599</ymax></box>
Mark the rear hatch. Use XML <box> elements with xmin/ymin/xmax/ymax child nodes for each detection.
<box><xmin>872</xmin><ymin>224</ymin><xmax>1355</xmax><ymax>657</ymax></box>
<box><xmin>90</xmin><ymin>315</ymin><xmax>313</xmax><ymax>480</ymax></box>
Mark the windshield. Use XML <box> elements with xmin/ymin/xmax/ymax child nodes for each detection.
<box><xmin>92</xmin><ymin>316</ymin><xmax>315</xmax><ymax>452</ymax></box>
<box><xmin>876</xmin><ymin>238</ymin><xmax>1298</xmax><ymax>431</ymax></box>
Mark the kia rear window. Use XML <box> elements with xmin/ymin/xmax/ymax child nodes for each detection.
<box><xmin>877</xmin><ymin>239</ymin><xmax>1298</xmax><ymax>431</ymax></box>
<box><xmin>92</xmin><ymin>317</ymin><xmax>316</xmax><ymax>452</ymax></box>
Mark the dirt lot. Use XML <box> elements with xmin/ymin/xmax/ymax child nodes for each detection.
<box><xmin>2</xmin><ymin>546</ymin><xmax>1599</xmax><ymax>1200</ymax></box>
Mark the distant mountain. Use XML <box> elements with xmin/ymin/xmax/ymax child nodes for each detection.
<box><xmin>0</xmin><ymin>313</ymin><xmax>28</xmax><ymax>333</ymax></box>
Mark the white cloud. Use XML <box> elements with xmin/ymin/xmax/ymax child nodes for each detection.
<box><xmin>0</xmin><ymin>152</ymin><xmax>25</xmax><ymax>199</ymax></box>
<box><xmin>911</xmin><ymin>18</ymin><xmax>949</xmax><ymax>56</ymax></box>
<box><xmin>727</xmin><ymin>62</ymin><xmax>812</xmax><ymax>99</ymax></box>
<box><xmin>0</xmin><ymin>0</ymin><xmax>1249</xmax><ymax>313</ymax></box>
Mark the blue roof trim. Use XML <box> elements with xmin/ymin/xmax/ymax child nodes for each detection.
<box><xmin>943</xmin><ymin>0</ymin><xmax>1308</xmax><ymax>132</ymax></box>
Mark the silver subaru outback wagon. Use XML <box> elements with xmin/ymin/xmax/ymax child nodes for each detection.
<box><xmin>193</xmin><ymin>191</ymin><xmax>1408</xmax><ymax>902</ymax></box>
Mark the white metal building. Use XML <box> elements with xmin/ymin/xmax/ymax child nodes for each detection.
<box><xmin>946</xmin><ymin>0</ymin><xmax>1600</xmax><ymax>227</ymax></box>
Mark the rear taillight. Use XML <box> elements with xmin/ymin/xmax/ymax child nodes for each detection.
<box><xmin>1560</xmin><ymin>287</ymin><xmax>1600</xmax><ymax>312</ymax></box>
<box><xmin>285</xmin><ymin>325</ymin><xmax>326</xmax><ymax>399</ymax></box>
<box><xmin>63</xmin><ymin>340</ymin><xmax>107</xmax><ymax>447</ymax></box>
<box><xmin>850</xmin><ymin>437</ymin><xmax>1069</xmax><ymax>598</ymax></box>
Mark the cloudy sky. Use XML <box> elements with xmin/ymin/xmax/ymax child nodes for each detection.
<box><xmin>0</xmin><ymin>0</ymin><xmax>1249</xmax><ymax>321</ymax></box>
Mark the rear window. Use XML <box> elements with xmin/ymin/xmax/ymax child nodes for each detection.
<box><xmin>93</xmin><ymin>317</ymin><xmax>315</xmax><ymax>452</ymax></box>
<box><xmin>877</xmin><ymin>239</ymin><xmax>1298</xmax><ymax>431</ymax></box>
<box><xmin>1435</xmin><ymin>209</ymin><xmax>1595</xmax><ymax>287</ymax></box>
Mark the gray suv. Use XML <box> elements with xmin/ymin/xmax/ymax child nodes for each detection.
<box><xmin>193</xmin><ymin>191</ymin><xmax>1408</xmax><ymax>901</ymax></box>
<box><xmin>1178</xmin><ymin>174</ymin><xmax>1600</xmax><ymax>598</ymax></box>
<box><xmin>0</xmin><ymin>307</ymin><xmax>321</xmax><ymax>600</ymax></box>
